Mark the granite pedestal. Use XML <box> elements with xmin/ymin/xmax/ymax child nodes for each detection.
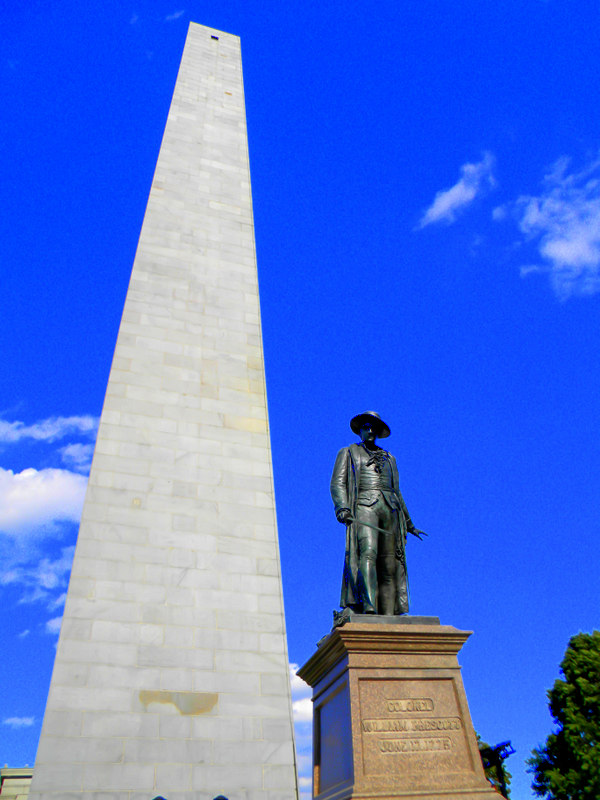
<box><xmin>297</xmin><ymin>617</ymin><xmax>497</xmax><ymax>800</ymax></box>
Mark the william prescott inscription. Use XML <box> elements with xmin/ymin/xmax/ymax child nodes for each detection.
<box><xmin>358</xmin><ymin>679</ymin><xmax>473</xmax><ymax>779</ymax></box>
<box><xmin>362</xmin><ymin>715</ymin><xmax>462</xmax><ymax>733</ymax></box>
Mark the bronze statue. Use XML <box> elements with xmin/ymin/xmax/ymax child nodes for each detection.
<box><xmin>330</xmin><ymin>412</ymin><xmax>425</xmax><ymax>616</ymax></box>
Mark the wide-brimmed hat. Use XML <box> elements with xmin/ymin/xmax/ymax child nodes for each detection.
<box><xmin>350</xmin><ymin>411</ymin><xmax>391</xmax><ymax>439</ymax></box>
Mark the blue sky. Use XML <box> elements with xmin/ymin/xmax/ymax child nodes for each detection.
<box><xmin>2</xmin><ymin>2</ymin><xmax>600</xmax><ymax>797</ymax></box>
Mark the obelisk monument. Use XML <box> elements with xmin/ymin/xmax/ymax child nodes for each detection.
<box><xmin>29</xmin><ymin>22</ymin><xmax>298</xmax><ymax>800</ymax></box>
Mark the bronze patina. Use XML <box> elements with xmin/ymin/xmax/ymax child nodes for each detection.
<box><xmin>330</xmin><ymin>412</ymin><xmax>425</xmax><ymax>616</ymax></box>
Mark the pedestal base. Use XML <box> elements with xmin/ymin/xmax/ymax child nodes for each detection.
<box><xmin>297</xmin><ymin>617</ymin><xmax>497</xmax><ymax>800</ymax></box>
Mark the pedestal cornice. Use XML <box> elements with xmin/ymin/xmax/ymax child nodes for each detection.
<box><xmin>298</xmin><ymin>621</ymin><xmax>472</xmax><ymax>688</ymax></box>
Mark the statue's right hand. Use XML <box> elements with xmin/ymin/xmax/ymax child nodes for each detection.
<box><xmin>336</xmin><ymin>509</ymin><xmax>352</xmax><ymax>524</ymax></box>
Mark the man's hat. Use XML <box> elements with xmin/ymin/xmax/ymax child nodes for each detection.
<box><xmin>350</xmin><ymin>411</ymin><xmax>391</xmax><ymax>439</ymax></box>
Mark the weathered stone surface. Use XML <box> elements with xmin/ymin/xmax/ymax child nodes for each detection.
<box><xmin>29</xmin><ymin>21</ymin><xmax>297</xmax><ymax>800</ymax></box>
<box><xmin>298</xmin><ymin>619</ymin><xmax>497</xmax><ymax>800</ymax></box>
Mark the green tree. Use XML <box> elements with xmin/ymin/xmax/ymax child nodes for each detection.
<box><xmin>528</xmin><ymin>630</ymin><xmax>600</xmax><ymax>799</ymax></box>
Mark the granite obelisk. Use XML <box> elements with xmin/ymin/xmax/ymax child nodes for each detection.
<box><xmin>29</xmin><ymin>22</ymin><xmax>298</xmax><ymax>800</ymax></box>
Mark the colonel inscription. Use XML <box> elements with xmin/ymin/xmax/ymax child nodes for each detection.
<box><xmin>386</xmin><ymin>698</ymin><xmax>434</xmax><ymax>713</ymax></box>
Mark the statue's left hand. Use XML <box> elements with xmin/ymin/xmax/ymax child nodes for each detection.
<box><xmin>409</xmin><ymin>527</ymin><xmax>427</xmax><ymax>540</ymax></box>
<box><xmin>336</xmin><ymin>508</ymin><xmax>352</xmax><ymax>524</ymax></box>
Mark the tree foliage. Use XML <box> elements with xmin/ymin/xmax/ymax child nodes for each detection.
<box><xmin>528</xmin><ymin>630</ymin><xmax>600</xmax><ymax>799</ymax></box>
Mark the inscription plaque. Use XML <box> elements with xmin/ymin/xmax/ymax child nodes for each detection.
<box><xmin>358</xmin><ymin>678</ymin><xmax>472</xmax><ymax>780</ymax></box>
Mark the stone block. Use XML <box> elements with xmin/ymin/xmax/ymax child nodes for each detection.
<box><xmin>81</xmin><ymin>711</ymin><xmax>159</xmax><ymax>739</ymax></box>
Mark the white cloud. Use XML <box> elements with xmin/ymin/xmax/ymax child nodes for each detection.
<box><xmin>18</xmin><ymin>629</ymin><xmax>30</xmax><ymax>638</ymax></box>
<box><xmin>0</xmin><ymin>413</ymin><xmax>94</xmax><ymax>618</ymax></box>
<box><xmin>511</xmin><ymin>154</ymin><xmax>600</xmax><ymax>299</ymax></box>
<box><xmin>293</xmin><ymin>697</ymin><xmax>313</xmax><ymax>723</ymax></box>
<box><xmin>130</xmin><ymin>12</ymin><xmax>139</xmax><ymax>24</ymax></box>
<box><xmin>0</xmin><ymin>467</ymin><xmax>87</xmax><ymax>537</ymax></box>
<box><xmin>289</xmin><ymin>664</ymin><xmax>312</xmax><ymax>703</ymax></box>
<box><xmin>0</xmin><ymin>415</ymin><xmax>98</xmax><ymax>444</ymax></box>
<box><xmin>165</xmin><ymin>9</ymin><xmax>185</xmax><ymax>21</ymax></box>
<box><xmin>60</xmin><ymin>443</ymin><xmax>95</xmax><ymax>473</ymax></box>
<box><xmin>3</xmin><ymin>717</ymin><xmax>35</xmax><ymax>728</ymax></box>
<box><xmin>418</xmin><ymin>152</ymin><xmax>496</xmax><ymax>228</ymax></box>
<box><xmin>45</xmin><ymin>616</ymin><xmax>63</xmax><ymax>635</ymax></box>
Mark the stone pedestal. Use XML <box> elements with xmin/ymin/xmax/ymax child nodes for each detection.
<box><xmin>297</xmin><ymin>617</ymin><xmax>497</xmax><ymax>800</ymax></box>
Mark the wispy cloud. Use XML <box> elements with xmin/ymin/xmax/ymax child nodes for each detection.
<box><xmin>165</xmin><ymin>9</ymin><xmax>185</xmax><ymax>21</ymax></box>
<box><xmin>0</xmin><ymin>415</ymin><xmax>98</xmax><ymax>444</ymax></box>
<box><xmin>60</xmin><ymin>442</ymin><xmax>95</xmax><ymax>473</ymax></box>
<box><xmin>1</xmin><ymin>546</ymin><xmax>75</xmax><ymax>606</ymax></box>
<box><xmin>48</xmin><ymin>591</ymin><xmax>67</xmax><ymax>611</ymax></box>
<box><xmin>3</xmin><ymin>717</ymin><xmax>35</xmax><ymax>728</ymax></box>
<box><xmin>418</xmin><ymin>152</ymin><xmax>496</xmax><ymax>228</ymax></box>
<box><xmin>130</xmin><ymin>12</ymin><xmax>139</xmax><ymax>24</ymax></box>
<box><xmin>45</xmin><ymin>616</ymin><xmax>63</xmax><ymax>635</ymax></box>
<box><xmin>504</xmin><ymin>154</ymin><xmax>600</xmax><ymax>299</ymax></box>
<box><xmin>18</xmin><ymin>629</ymin><xmax>30</xmax><ymax>638</ymax></box>
<box><xmin>0</xmin><ymin>467</ymin><xmax>86</xmax><ymax>537</ymax></box>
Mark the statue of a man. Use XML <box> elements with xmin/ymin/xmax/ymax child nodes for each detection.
<box><xmin>330</xmin><ymin>411</ymin><xmax>424</xmax><ymax>616</ymax></box>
